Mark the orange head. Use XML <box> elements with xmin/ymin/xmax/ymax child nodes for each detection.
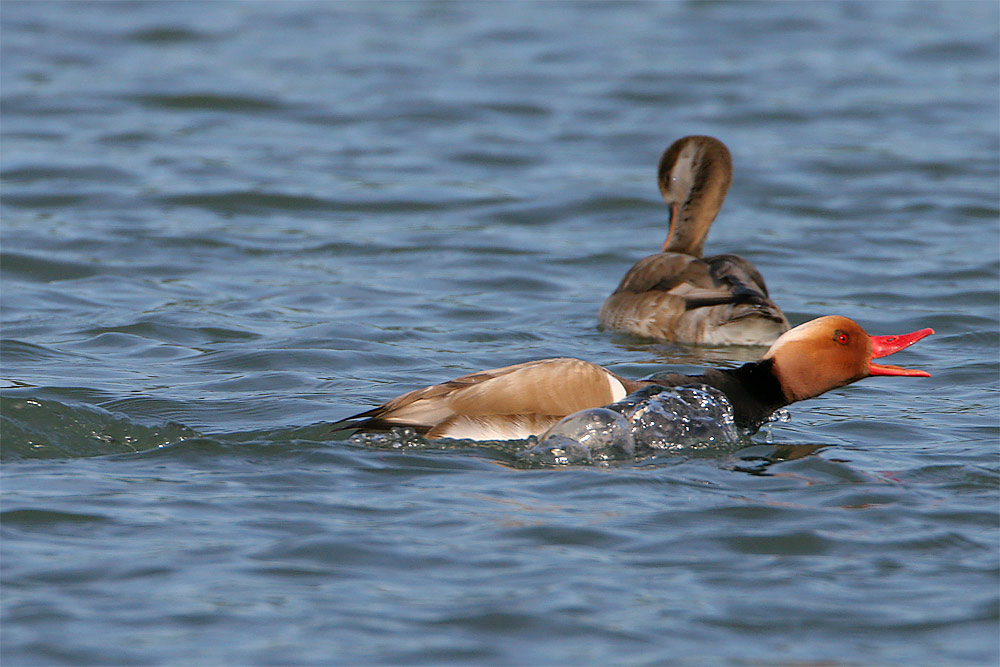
<box><xmin>762</xmin><ymin>316</ymin><xmax>933</xmax><ymax>402</ymax></box>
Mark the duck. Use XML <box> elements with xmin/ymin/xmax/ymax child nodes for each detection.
<box><xmin>599</xmin><ymin>135</ymin><xmax>790</xmax><ymax>345</ymax></box>
<box><xmin>335</xmin><ymin>316</ymin><xmax>932</xmax><ymax>441</ymax></box>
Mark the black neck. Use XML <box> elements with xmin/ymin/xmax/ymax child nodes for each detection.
<box><xmin>645</xmin><ymin>359</ymin><xmax>791</xmax><ymax>433</ymax></box>
<box><xmin>656</xmin><ymin>359</ymin><xmax>788</xmax><ymax>432</ymax></box>
<box><xmin>716</xmin><ymin>359</ymin><xmax>789</xmax><ymax>431</ymax></box>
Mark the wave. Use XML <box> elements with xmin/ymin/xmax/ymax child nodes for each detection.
<box><xmin>0</xmin><ymin>395</ymin><xmax>200</xmax><ymax>461</ymax></box>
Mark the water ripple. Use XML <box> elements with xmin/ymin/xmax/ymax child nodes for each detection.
<box><xmin>130</xmin><ymin>93</ymin><xmax>288</xmax><ymax>112</ymax></box>
<box><xmin>1</xmin><ymin>1</ymin><xmax>996</xmax><ymax>665</ymax></box>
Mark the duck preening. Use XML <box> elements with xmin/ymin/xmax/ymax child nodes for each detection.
<box><xmin>599</xmin><ymin>135</ymin><xmax>789</xmax><ymax>345</ymax></box>
<box><xmin>335</xmin><ymin>316</ymin><xmax>932</xmax><ymax>441</ymax></box>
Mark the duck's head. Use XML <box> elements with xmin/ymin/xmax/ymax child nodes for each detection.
<box><xmin>658</xmin><ymin>135</ymin><xmax>733</xmax><ymax>256</ymax></box>
<box><xmin>762</xmin><ymin>315</ymin><xmax>933</xmax><ymax>402</ymax></box>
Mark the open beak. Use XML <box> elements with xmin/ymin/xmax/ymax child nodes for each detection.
<box><xmin>868</xmin><ymin>328</ymin><xmax>934</xmax><ymax>377</ymax></box>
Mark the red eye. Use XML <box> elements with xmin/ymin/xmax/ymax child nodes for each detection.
<box><xmin>835</xmin><ymin>332</ymin><xmax>849</xmax><ymax>345</ymax></box>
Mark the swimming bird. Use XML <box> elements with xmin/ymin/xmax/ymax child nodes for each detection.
<box><xmin>336</xmin><ymin>316</ymin><xmax>932</xmax><ymax>441</ymax></box>
<box><xmin>599</xmin><ymin>135</ymin><xmax>789</xmax><ymax>345</ymax></box>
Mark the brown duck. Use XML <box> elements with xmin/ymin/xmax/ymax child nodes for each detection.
<box><xmin>599</xmin><ymin>135</ymin><xmax>789</xmax><ymax>345</ymax></box>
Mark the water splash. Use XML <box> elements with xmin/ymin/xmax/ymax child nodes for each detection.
<box><xmin>763</xmin><ymin>408</ymin><xmax>792</xmax><ymax>444</ymax></box>
<box><xmin>518</xmin><ymin>408</ymin><xmax>634</xmax><ymax>465</ymax></box>
<box><xmin>521</xmin><ymin>384</ymin><xmax>743</xmax><ymax>465</ymax></box>
<box><xmin>348</xmin><ymin>427</ymin><xmax>422</xmax><ymax>449</ymax></box>
<box><xmin>348</xmin><ymin>385</ymin><xmax>748</xmax><ymax>466</ymax></box>
<box><xmin>609</xmin><ymin>384</ymin><xmax>740</xmax><ymax>452</ymax></box>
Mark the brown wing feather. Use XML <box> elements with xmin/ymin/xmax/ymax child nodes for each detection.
<box><xmin>606</xmin><ymin>251</ymin><xmax>783</xmax><ymax>309</ymax></box>
<box><xmin>446</xmin><ymin>358</ymin><xmax>625</xmax><ymax>416</ymax></box>
<box><xmin>600</xmin><ymin>250</ymin><xmax>788</xmax><ymax>342</ymax></box>
<box><xmin>611</xmin><ymin>253</ymin><xmax>713</xmax><ymax>294</ymax></box>
<box><xmin>340</xmin><ymin>358</ymin><xmax>633</xmax><ymax>433</ymax></box>
<box><xmin>706</xmin><ymin>253</ymin><xmax>771</xmax><ymax>296</ymax></box>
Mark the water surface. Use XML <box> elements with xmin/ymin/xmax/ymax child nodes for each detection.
<box><xmin>2</xmin><ymin>2</ymin><xmax>998</xmax><ymax>665</ymax></box>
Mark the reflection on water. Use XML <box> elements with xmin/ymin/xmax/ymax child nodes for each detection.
<box><xmin>730</xmin><ymin>443</ymin><xmax>830</xmax><ymax>475</ymax></box>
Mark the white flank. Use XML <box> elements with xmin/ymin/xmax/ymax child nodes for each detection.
<box><xmin>436</xmin><ymin>415</ymin><xmax>556</xmax><ymax>441</ymax></box>
<box><xmin>606</xmin><ymin>373</ymin><xmax>627</xmax><ymax>402</ymax></box>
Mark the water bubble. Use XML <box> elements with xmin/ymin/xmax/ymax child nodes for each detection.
<box><xmin>608</xmin><ymin>384</ymin><xmax>739</xmax><ymax>452</ymax></box>
<box><xmin>521</xmin><ymin>407</ymin><xmax>634</xmax><ymax>464</ymax></box>
<box><xmin>518</xmin><ymin>436</ymin><xmax>593</xmax><ymax>465</ymax></box>
<box><xmin>604</xmin><ymin>384</ymin><xmax>671</xmax><ymax>418</ymax></box>
<box><xmin>768</xmin><ymin>409</ymin><xmax>791</xmax><ymax>423</ymax></box>
<box><xmin>763</xmin><ymin>408</ymin><xmax>791</xmax><ymax>443</ymax></box>
<box><xmin>348</xmin><ymin>426</ymin><xmax>421</xmax><ymax>449</ymax></box>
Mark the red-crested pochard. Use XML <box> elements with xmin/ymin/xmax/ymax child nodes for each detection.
<box><xmin>599</xmin><ymin>135</ymin><xmax>790</xmax><ymax>345</ymax></box>
<box><xmin>337</xmin><ymin>316</ymin><xmax>932</xmax><ymax>441</ymax></box>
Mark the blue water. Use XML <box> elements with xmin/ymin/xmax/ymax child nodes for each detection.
<box><xmin>2</xmin><ymin>1</ymin><xmax>998</xmax><ymax>664</ymax></box>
